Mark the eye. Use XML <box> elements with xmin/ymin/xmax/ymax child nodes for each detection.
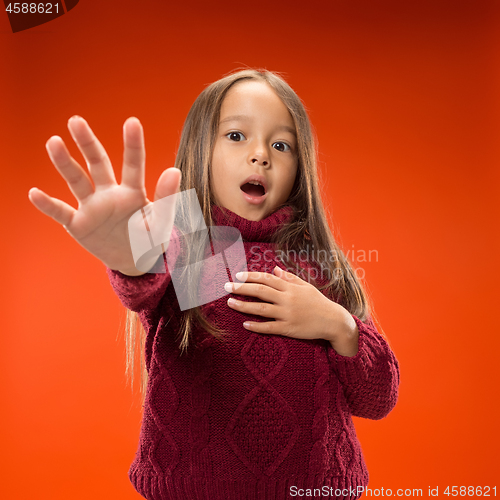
<box><xmin>226</xmin><ymin>131</ymin><xmax>245</xmax><ymax>142</ymax></box>
<box><xmin>273</xmin><ymin>142</ymin><xmax>291</xmax><ymax>152</ymax></box>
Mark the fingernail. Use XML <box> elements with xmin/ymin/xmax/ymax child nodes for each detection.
<box><xmin>125</xmin><ymin>117</ymin><xmax>141</xmax><ymax>126</ymax></box>
<box><xmin>69</xmin><ymin>115</ymin><xmax>82</xmax><ymax>121</ymax></box>
<box><xmin>224</xmin><ymin>282</ymin><xmax>233</xmax><ymax>292</ymax></box>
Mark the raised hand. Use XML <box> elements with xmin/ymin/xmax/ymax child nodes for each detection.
<box><xmin>28</xmin><ymin>116</ymin><xmax>182</xmax><ymax>275</ymax></box>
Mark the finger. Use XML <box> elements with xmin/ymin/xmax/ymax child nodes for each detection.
<box><xmin>141</xmin><ymin>168</ymin><xmax>181</xmax><ymax>249</ymax></box>
<box><xmin>225</xmin><ymin>282</ymin><xmax>280</xmax><ymax>303</ymax></box>
<box><xmin>227</xmin><ymin>297</ymin><xmax>277</xmax><ymax>319</ymax></box>
<box><xmin>28</xmin><ymin>187</ymin><xmax>76</xmax><ymax>227</ymax></box>
<box><xmin>273</xmin><ymin>265</ymin><xmax>304</xmax><ymax>283</ymax></box>
<box><xmin>46</xmin><ymin>136</ymin><xmax>95</xmax><ymax>202</ymax></box>
<box><xmin>154</xmin><ymin>167</ymin><xmax>182</xmax><ymax>202</ymax></box>
<box><xmin>121</xmin><ymin>117</ymin><xmax>145</xmax><ymax>189</ymax></box>
<box><xmin>235</xmin><ymin>270</ymin><xmax>287</xmax><ymax>291</ymax></box>
<box><xmin>242</xmin><ymin>319</ymin><xmax>280</xmax><ymax>335</ymax></box>
<box><xmin>67</xmin><ymin>116</ymin><xmax>117</xmax><ymax>189</ymax></box>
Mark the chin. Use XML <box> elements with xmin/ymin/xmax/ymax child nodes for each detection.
<box><xmin>220</xmin><ymin>198</ymin><xmax>273</xmax><ymax>222</ymax></box>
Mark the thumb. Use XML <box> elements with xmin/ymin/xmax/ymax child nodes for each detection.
<box><xmin>154</xmin><ymin>167</ymin><xmax>182</xmax><ymax>201</ymax></box>
<box><xmin>146</xmin><ymin>168</ymin><xmax>181</xmax><ymax>252</ymax></box>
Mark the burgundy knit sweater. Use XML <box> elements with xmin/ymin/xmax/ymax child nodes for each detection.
<box><xmin>106</xmin><ymin>204</ymin><xmax>400</xmax><ymax>500</ymax></box>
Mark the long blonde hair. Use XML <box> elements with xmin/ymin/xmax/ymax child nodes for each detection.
<box><xmin>125</xmin><ymin>68</ymin><xmax>378</xmax><ymax>396</ymax></box>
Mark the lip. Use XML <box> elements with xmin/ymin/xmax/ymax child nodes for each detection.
<box><xmin>240</xmin><ymin>174</ymin><xmax>268</xmax><ymax>205</ymax></box>
<box><xmin>240</xmin><ymin>174</ymin><xmax>268</xmax><ymax>194</ymax></box>
<box><xmin>241</xmin><ymin>189</ymin><xmax>268</xmax><ymax>205</ymax></box>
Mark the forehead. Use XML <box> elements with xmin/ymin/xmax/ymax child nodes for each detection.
<box><xmin>220</xmin><ymin>80</ymin><xmax>295</xmax><ymax>130</ymax></box>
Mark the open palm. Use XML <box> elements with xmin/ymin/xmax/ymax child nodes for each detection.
<box><xmin>28</xmin><ymin>116</ymin><xmax>182</xmax><ymax>275</ymax></box>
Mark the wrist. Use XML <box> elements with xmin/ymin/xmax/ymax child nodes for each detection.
<box><xmin>325</xmin><ymin>305</ymin><xmax>359</xmax><ymax>357</ymax></box>
<box><xmin>116</xmin><ymin>248</ymin><xmax>166</xmax><ymax>276</ymax></box>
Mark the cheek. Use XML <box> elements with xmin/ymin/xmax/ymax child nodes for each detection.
<box><xmin>211</xmin><ymin>142</ymin><xmax>231</xmax><ymax>175</ymax></box>
<box><xmin>211</xmin><ymin>145</ymin><xmax>237</xmax><ymax>181</ymax></box>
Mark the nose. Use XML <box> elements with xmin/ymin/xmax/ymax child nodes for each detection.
<box><xmin>249</xmin><ymin>142</ymin><xmax>270</xmax><ymax>167</ymax></box>
<box><xmin>251</xmin><ymin>155</ymin><xmax>269</xmax><ymax>167</ymax></box>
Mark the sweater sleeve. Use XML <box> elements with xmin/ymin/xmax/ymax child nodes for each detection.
<box><xmin>105</xmin><ymin>226</ymin><xmax>183</xmax><ymax>313</ymax></box>
<box><xmin>327</xmin><ymin>315</ymin><xmax>400</xmax><ymax>420</ymax></box>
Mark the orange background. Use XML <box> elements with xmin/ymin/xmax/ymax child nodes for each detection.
<box><xmin>1</xmin><ymin>1</ymin><xmax>499</xmax><ymax>499</ymax></box>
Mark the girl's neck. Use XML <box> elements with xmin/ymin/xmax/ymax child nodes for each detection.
<box><xmin>210</xmin><ymin>204</ymin><xmax>294</xmax><ymax>242</ymax></box>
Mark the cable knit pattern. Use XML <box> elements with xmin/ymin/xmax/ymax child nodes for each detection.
<box><xmin>106</xmin><ymin>204</ymin><xmax>400</xmax><ymax>500</ymax></box>
<box><xmin>327</xmin><ymin>316</ymin><xmax>400</xmax><ymax>421</ymax></box>
<box><xmin>189</xmin><ymin>336</ymin><xmax>214</xmax><ymax>476</ymax></box>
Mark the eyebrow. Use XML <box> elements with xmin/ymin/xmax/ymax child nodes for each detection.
<box><xmin>219</xmin><ymin>114</ymin><xmax>297</xmax><ymax>137</ymax></box>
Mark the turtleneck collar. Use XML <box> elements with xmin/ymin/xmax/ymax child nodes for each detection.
<box><xmin>210</xmin><ymin>204</ymin><xmax>294</xmax><ymax>242</ymax></box>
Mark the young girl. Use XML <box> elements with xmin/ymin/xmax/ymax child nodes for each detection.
<box><xmin>28</xmin><ymin>69</ymin><xmax>400</xmax><ymax>500</ymax></box>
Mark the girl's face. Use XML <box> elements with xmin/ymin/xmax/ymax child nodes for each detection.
<box><xmin>210</xmin><ymin>80</ymin><xmax>298</xmax><ymax>222</ymax></box>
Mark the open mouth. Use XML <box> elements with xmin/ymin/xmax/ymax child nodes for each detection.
<box><xmin>240</xmin><ymin>182</ymin><xmax>266</xmax><ymax>197</ymax></box>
